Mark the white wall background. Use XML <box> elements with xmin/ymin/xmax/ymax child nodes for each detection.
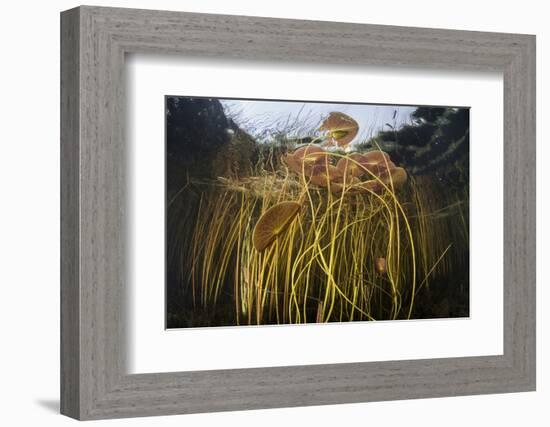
<box><xmin>0</xmin><ymin>0</ymin><xmax>546</xmax><ymax>425</ymax></box>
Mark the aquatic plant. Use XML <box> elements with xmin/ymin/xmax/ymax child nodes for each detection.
<box><xmin>319</xmin><ymin>112</ymin><xmax>359</xmax><ymax>147</ymax></box>
<box><xmin>169</xmin><ymin>108</ymin><xmax>469</xmax><ymax>326</ymax></box>
<box><xmin>253</xmin><ymin>201</ymin><xmax>302</xmax><ymax>252</ymax></box>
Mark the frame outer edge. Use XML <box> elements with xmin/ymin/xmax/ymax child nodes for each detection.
<box><xmin>60</xmin><ymin>6</ymin><xmax>82</xmax><ymax>420</ymax></box>
<box><xmin>528</xmin><ymin>35</ymin><xmax>536</xmax><ymax>390</ymax></box>
<box><xmin>60</xmin><ymin>6</ymin><xmax>537</xmax><ymax>420</ymax></box>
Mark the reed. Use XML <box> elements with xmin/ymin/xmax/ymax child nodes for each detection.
<box><xmin>178</xmin><ymin>148</ymin><xmax>466</xmax><ymax>325</ymax></box>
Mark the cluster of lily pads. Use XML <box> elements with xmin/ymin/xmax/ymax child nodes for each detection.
<box><xmin>283</xmin><ymin>111</ymin><xmax>407</xmax><ymax>196</ymax></box>
<box><xmin>283</xmin><ymin>145</ymin><xmax>407</xmax><ymax>196</ymax></box>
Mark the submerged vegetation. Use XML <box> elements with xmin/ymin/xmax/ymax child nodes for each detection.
<box><xmin>166</xmin><ymin>98</ymin><xmax>469</xmax><ymax>328</ymax></box>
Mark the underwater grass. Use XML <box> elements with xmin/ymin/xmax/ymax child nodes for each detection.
<box><xmin>176</xmin><ymin>149</ymin><xmax>467</xmax><ymax>326</ymax></box>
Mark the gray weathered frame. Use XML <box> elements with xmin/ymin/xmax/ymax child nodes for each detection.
<box><xmin>60</xmin><ymin>5</ymin><xmax>536</xmax><ymax>420</ymax></box>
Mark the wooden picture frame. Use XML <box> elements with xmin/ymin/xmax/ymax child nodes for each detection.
<box><xmin>60</xmin><ymin>5</ymin><xmax>536</xmax><ymax>420</ymax></box>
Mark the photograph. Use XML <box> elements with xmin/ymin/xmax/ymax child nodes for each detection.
<box><xmin>47</xmin><ymin>2</ymin><xmax>538</xmax><ymax>422</ymax></box>
<box><xmin>165</xmin><ymin>96</ymin><xmax>470</xmax><ymax>328</ymax></box>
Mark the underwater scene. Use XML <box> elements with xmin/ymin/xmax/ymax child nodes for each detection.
<box><xmin>166</xmin><ymin>96</ymin><xmax>470</xmax><ymax>328</ymax></box>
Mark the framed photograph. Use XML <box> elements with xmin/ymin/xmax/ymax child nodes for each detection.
<box><xmin>60</xmin><ymin>6</ymin><xmax>536</xmax><ymax>420</ymax></box>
